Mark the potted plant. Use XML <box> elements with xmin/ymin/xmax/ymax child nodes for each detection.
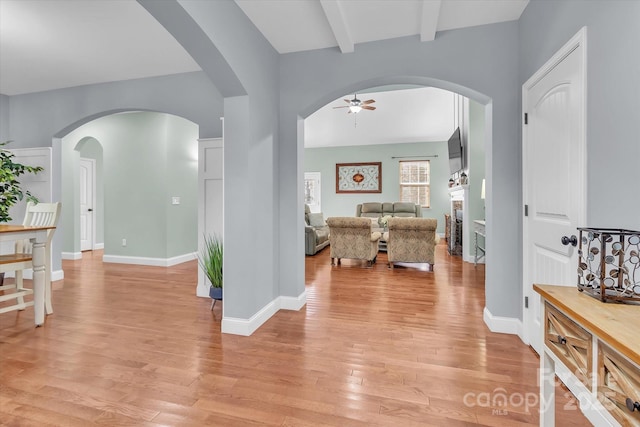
<box><xmin>0</xmin><ymin>141</ymin><xmax>43</xmax><ymax>285</ymax></box>
<box><xmin>198</xmin><ymin>234</ymin><xmax>223</xmax><ymax>304</ymax></box>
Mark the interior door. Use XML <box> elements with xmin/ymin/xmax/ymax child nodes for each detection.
<box><xmin>79</xmin><ymin>158</ymin><xmax>95</xmax><ymax>252</ymax></box>
<box><xmin>522</xmin><ymin>29</ymin><xmax>586</xmax><ymax>354</ymax></box>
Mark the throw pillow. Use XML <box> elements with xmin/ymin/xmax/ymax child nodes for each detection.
<box><xmin>308</xmin><ymin>213</ymin><xmax>325</xmax><ymax>227</ymax></box>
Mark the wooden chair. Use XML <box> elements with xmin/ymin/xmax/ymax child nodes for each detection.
<box><xmin>0</xmin><ymin>202</ymin><xmax>61</xmax><ymax>314</ymax></box>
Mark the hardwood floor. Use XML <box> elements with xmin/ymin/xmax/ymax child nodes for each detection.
<box><xmin>1</xmin><ymin>244</ymin><xmax>590</xmax><ymax>426</ymax></box>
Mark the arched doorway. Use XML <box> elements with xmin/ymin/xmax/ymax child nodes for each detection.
<box><xmin>56</xmin><ymin>111</ymin><xmax>199</xmax><ymax>265</ymax></box>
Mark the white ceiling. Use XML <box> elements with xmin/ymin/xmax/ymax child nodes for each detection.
<box><xmin>0</xmin><ymin>0</ymin><xmax>527</xmax><ymax>146</ymax></box>
<box><xmin>305</xmin><ymin>87</ymin><xmax>456</xmax><ymax>148</ymax></box>
<box><xmin>0</xmin><ymin>0</ymin><xmax>201</xmax><ymax>96</ymax></box>
<box><xmin>235</xmin><ymin>0</ymin><xmax>529</xmax><ymax>54</ymax></box>
<box><xmin>0</xmin><ymin>0</ymin><xmax>528</xmax><ymax>96</ymax></box>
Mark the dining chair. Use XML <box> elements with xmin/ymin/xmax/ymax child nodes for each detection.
<box><xmin>0</xmin><ymin>202</ymin><xmax>61</xmax><ymax>315</ymax></box>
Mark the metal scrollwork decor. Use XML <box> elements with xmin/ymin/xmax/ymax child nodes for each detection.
<box><xmin>335</xmin><ymin>162</ymin><xmax>382</xmax><ymax>194</ymax></box>
<box><xmin>577</xmin><ymin>227</ymin><xmax>640</xmax><ymax>304</ymax></box>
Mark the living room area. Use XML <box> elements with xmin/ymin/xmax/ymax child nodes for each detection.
<box><xmin>303</xmin><ymin>86</ymin><xmax>485</xmax><ymax>269</ymax></box>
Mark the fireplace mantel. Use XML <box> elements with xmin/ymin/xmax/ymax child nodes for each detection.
<box><xmin>448</xmin><ymin>185</ymin><xmax>470</xmax><ymax>260</ymax></box>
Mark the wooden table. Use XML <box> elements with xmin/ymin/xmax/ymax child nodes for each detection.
<box><xmin>534</xmin><ymin>284</ymin><xmax>640</xmax><ymax>426</ymax></box>
<box><xmin>0</xmin><ymin>224</ymin><xmax>55</xmax><ymax>326</ymax></box>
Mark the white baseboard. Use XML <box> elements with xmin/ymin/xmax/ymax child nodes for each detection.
<box><xmin>103</xmin><ymin>252</ymin><xmax>197</xmax><ymax>267</ymax></box>
<box><xmin>94</xmin><ymin>243</ymin><xmax>104</xmax><ymax>250</ymax></box>
<box><xmin>62</xmin><ymin>252</ymin><xmax>82</xmax><ymax>260</ymax></box>
<box><xmin>279</xmin><ymin>290</ymin><xmax>307</xmax><ymax>311</ymax></box>
<box><xmin>222</xmin><ymin>291</ymin><xmax>307</xmax><ymax>336</ymax></box>
<box><xmin>3</xmin><ymin>269</ymin><xmax>64</xmax><ymax>282</ymax></box>
<box><xmin>483</xmin><ymin>306</ymin><xmax>523</xmax><ymax>339</ymax></box>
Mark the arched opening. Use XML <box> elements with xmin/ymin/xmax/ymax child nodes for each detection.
<box><xmin>297</xmin><ymin>76</ymin><xmax>492</xmax><ymax>314</ymax></box>
<box><xmin>55</xmin><ymin>111</ymin><xmax>199</xmax><ymax>268</ymax></box>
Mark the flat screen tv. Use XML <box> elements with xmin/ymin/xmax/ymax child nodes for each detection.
<box><xmin>448</xmin><ymin>127</ymin><xmax>463</xmax><ymax>174</ymax></box>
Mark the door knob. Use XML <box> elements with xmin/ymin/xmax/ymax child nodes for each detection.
<box><xmin>561</xmin><ymin>235</ymin><xmax>578</xmax><ymax>247</ymax></box>
<box><xmin>88</xmin><ymin>208</ymin><xmax>93</xmax><ymax>212</ymax></box>
<box><xmin>626</xmin><ymin>398</ymin><xmax>640</xmax><ymax>413</ymax></box>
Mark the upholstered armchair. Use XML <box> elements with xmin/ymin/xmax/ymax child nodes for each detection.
<box><xmin>326</xmin><ymin>217</ymin><xmax>381</xmax><ymax>266</ymax></box>
<box><xmin>385</xmin><ymin>217</ymin><xmax>438</xmax><ymax>270</ymax></box>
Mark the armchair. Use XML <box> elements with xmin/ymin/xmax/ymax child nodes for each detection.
<box><xmin>385</xmin><ymin>217</ymin><xmax>437</xmax><ymax>271</ymax></box>
<box><xmin>326</xmin><ymin>217</ymin><xmax>381</xmax><ymax>266</ymax></box>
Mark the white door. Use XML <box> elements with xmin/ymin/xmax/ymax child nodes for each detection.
<box><xmin>522</xmin><ymin>28</ymin><xmax>587</xmax><ymax>354</ymax></box>
<box><xmin>79</xmin><ymin>158</ymin><xmax>95</xmax><ymax>252</ymax></box>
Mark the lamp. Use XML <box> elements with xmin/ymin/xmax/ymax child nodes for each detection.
<box><xmin>349</xmin><ymin>104</ymin><xmax>362</xmax><ymax>114</ymax></box>
<box><xmin>481</xmin><ymin>179</ymin><xmax>486</xmax><ymax>200</ymax></box>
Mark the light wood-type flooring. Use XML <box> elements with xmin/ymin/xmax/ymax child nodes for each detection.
<box><xmin>1</xmin><ymin>244</ymin><xmax>590</xmax><ymax>426</ymax></box>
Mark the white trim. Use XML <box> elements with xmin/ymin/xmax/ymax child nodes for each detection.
<box><xmin>483</xmin><ymin>306</ymin><xmax>523</xmax><ymax>340</ymax></box>
<box><xmin>222</xmin><ymin>299</ymin><xmax>280</xmax><ymax>336</ymax></box>
<box><xmin>279</xmin><ymin>290</ymin><xmax>307</xmax><ymax>311</ymax></box>
<box><xmin>521</xmin><ymin>27</ymin><xmax>587</xmax><ymax>348</ymax></box>
<box><xmin>94</xmin><ymin>243</ymin><xmax>104</xmax><ymax>250</ymax></box>
<box><xmin>103</xmin><ymin>252</ymin><xmax>196</xmax><ymax>267</ymax></box>
<box><xmin>62</xmin><ymin>251</ymin><xmax>82</xmax><ymax>260</ymax></box>
<box><xmin>221</xmin><ymin>291</ymin><xmax>307</xmax><ymax>336</ymax></box>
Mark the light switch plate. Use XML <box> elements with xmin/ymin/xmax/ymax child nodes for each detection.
<box><xmin>172</xmin><ymin>197</ymin><xmax>180</xmax><ymax>205</ymax></box>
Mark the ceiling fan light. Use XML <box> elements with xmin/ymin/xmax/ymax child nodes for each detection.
<box><xmin>349</xmin><ymin>105</ymin><xmax>362</xmax><ymax>114</ymax></box>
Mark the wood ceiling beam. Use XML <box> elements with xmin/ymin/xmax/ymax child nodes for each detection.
<box><xmin>319</xmin><ymin>0</ymin><xmax>354</xmax><ymax>53</ymax></box>
<box><xmin>420</xmin><ymin>0</ymin><xmax>442</xmax><ymax>42</ymax></box>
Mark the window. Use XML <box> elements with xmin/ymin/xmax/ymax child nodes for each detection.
<box><xmin>399</xmin><ymin>160</ymin><xmax>430</xmax><ymax>208</ymax></box>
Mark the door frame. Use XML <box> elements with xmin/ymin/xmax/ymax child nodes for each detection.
<box><xmin>521</xmin><ymin>27</ymin><xmax>587</xmax><ymax>347</ymax></box>
<box><xmin>80</xmin><ymin>157</ymin><xmax>97</xmax><ymax>252</ymax></box>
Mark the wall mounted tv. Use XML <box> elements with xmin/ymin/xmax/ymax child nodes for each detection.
<box><xmin>448</xmin><ymin>127</ymin><xmax>463</xmax><ymax>174</ymax></box>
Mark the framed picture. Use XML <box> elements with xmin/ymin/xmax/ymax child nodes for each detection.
<box><xmin>336</xmin><ymin>162</ymin><xmax>382</xmax><ymax>193</ymax></box>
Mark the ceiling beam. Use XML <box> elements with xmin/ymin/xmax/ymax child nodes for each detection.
<box><xmin>319</xmin><ymin>0</ymin><xmax>354</xmax><ymax>53</ymax></box>
<box><xmin>420</xmin><ymin>0</ymin><xmax>442</xmax><ymax>42</ymax></box>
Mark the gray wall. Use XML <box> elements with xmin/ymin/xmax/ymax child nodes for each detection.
<box><xmin>3</xmin><ymin>0</ymin><xmax>636</xmax><ymax>328</ymax></box>
<box><xmin>304</xmin><ymin>141</ymin><xmax>450</xmax><ymax>235</ymax></box>
<box><xmin>520</xmin><ymin>0</ymin><xmax>640</xmax><ymax>231</ymax></box>
<box><xmin>465</xmin><ymin>100</ymin><xmax>486</xmax><ymax>260</ymax></box>
<box><xmin>61</xmin><ymin>112</ymin><xmax>198</xmax><ymax>259</ymax></box>
<box><xmin>168</xmin><ymin>0</ymin><xmax>282</xmax><ymax>320</ymax></box>
<box><xmin>5</xmin><ymin>71</ymin><xmax>221</xmax><ymax>277</ymax></box>
<box><xmin>0</xmin><ymin>94</ymin><xmax>9</xmax><ymax>141</ymax></box>
<box><xmin>280</xmin><ymin>22</ymin><xmax>521</xmax><ymax>319</ymax></box>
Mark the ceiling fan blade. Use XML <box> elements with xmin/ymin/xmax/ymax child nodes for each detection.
<box><xmin>362</xmin><ymin>105</ymin><xmax>376</xmax><ymax>110</ymax></box>
<box><xmin>333</xmin><ymin>106</ymin><xmax>349</xmax><ymax>109</ymax></box>
<box><xmin>362</xmin><ymin>99</ymin><xmax>376</xmax><ymax>104</ymax></box>
<box><xmin>343</xmin><ymin>99</ymin><xmax>351</xmax><ymax>103</ymax></box>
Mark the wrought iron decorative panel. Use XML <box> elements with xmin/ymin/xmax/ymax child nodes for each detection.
<box><xmin>335</xmin><ymin>162</ymin><xmax>381</xmax><ymax>193</ymax></box>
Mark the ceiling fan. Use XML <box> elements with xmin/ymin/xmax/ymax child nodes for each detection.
<box><xmin>333</xmin><ymin>94</ymin><xmax>376</xmax><ymax>114</ymax></box>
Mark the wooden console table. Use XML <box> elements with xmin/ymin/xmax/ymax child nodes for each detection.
<box><xmin>534</xmin><ymin>284</ymin><xmax>640</xmax><ymax>426</ymax></box>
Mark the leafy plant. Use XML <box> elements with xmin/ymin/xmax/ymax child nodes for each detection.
<box><xmin>198</xmin><ymin>234</ymin><xmax>223</xmax><ymax>288</ymax></box>
<box><xmin>0</xmin><ymin>141</ymin><xmax>43</xmax><ymax>223</ymax></box>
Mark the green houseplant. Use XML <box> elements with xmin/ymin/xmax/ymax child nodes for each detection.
<box><xmin>1</xmin><ymin>140</ymin><xmax>43</xmax><ymax>223</ymax></box>
<box><xmin>198</xmin><ymin>234</ymin><xmax>223</xmax><ymax>302</ymax></box>
<box><xmin>0</xmin><ymin>141</ymin><xmax>43</xmax><ymax>286</ymax></box>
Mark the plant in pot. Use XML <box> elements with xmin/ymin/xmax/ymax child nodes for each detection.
<box><xmin>0</xmin><ymin>141</ymin><xmax>43</xmax><ymax>285</ymax></box>
<box><xmin>198</xmin><ymin>234</ymin><xmax>223</xmax><ymax>308</ymax></box>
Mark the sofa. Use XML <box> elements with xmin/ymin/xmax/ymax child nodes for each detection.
<box><xmin>356</xmin><ymin>202</ymin><xmax>422</xmax><ymax>219</ymax></box>
<box><xmin>385</xmin><ymin>217</ymin><xmax>438</xmax><ymax>271</ymax></box>
<box><xmin>304</xmin><ymin>205</ymin><xmax>330</xmax><ymax>255</ymax></box>
<box><xmin>326</xmin><ymin>217</ymin><xmax>381</xmax><ymax>266</ymax></box>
